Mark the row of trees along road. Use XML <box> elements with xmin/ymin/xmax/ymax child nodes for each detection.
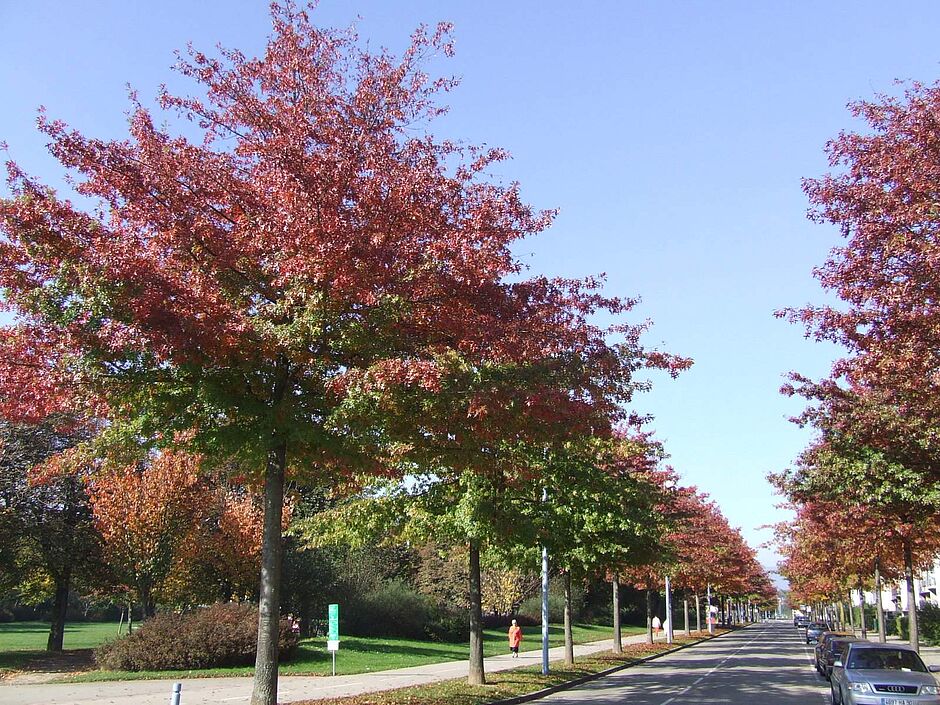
<box><xmin>0</xmin><ymin>3</ymin><xmax>770</xmax><ymax>703</ymax></box>
<box><xmin>772</xmin><ymin>78</ymin><xmax>940</xmax><ymax>651</ymax></box>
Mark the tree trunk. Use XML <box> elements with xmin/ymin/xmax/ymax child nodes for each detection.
<box><xmin>611</xmin><ymin>574</ymin><xmax>622</xmax><ymax>654</ymax></box>
<box><xmin>250</xmin><ymin>440</ymin><xmax>287</xmax><ymax>705</ymax></box>
<box><xmin>139</xmin><ymin>583</ymin><xmax>156</xmax><ymax>619</ymax></box>
<box><xmin>695</xmin><ymin>592</ymin><xmax>701</xmax><ymax>633</ymax></box>
<box><xmin>46</xmin><ymin>569</ymin><xmax>71</xmax><ymax>651</ymax></box>
<box><xmin>904</xmin><ymin>537</ymin><xmax>920</xmax><ymax>652</ymax></box>
<box><xmin>857</xmin><ymin>579</ymin><xmax>867</xmax><ymax>639</ymax></box>
<box><xmin>875</xmin><ymin>557</ymin><xmax>886</xmax><ymax>643</ymax></box>
<box><xmin>468</xmin><ymin>538</ymin><xmax>485</xmax><ymax>685</ymax></box>
<box><xmin>683</xmin><ymin>591</ymin><xmax>690</xmax><ymax>636</ymax></box>
<box><xmin>127</xmin><ymin>601</ymin><xmax>134</xmax><ymax>634</ymax></box>
<box><xmin>645</xmin><ymin>588</ymin><xmax>653</xmax><ymax>643</ymax></box>
<box><xmin>563</xmin><ymin>570</ymin><xmax>574</xmax><ymax>666</ymax></box>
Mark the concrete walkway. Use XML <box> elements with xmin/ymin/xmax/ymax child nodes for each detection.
<box><xmin>0</xmin><ymin>630</ymin><xmax>682</xmax><ymax>705</ymax></box>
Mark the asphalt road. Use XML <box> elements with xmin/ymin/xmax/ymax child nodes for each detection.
<box><xmin>537</xmin><ymin>621</ymin><xmax>831</xmax><ymax>705</ymax></box>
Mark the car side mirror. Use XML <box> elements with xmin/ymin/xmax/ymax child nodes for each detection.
<box><xmin>833</xmin><ymin>660</ymin><xmax>844</xmax><ymax>669</ymax></box>
<box><xmin>929</xmin><ymin>665</ymin><xmax>940</xmax><ymax>673</ymax></box>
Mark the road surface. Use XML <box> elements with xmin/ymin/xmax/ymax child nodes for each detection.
<box><xmin>537</xmin><ymin>621</ymin><xmax>830</xmax><ymax>705</ymax></box>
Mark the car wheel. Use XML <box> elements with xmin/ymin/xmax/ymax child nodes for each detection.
<box><xmin>830</xmin><ymin>682</ymin><xmax>840</xmax><ymax>705</ymax></box>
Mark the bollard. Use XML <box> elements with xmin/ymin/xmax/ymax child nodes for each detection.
<box><xmin>170</xmin><ymin>682</ymin><xmax>182</xmax><ymax>705</ymax></box>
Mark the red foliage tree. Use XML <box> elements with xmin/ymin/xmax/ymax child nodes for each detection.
<box><xmin>0</xmin><ymin>5</ymin><xmax>687</xmax><ymax>700</ymax></box>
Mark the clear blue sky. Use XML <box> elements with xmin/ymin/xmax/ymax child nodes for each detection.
<box><xmin>3</xmin><ymin>1</ymin><xmax>939</xmax><ymax>568</ymax></box>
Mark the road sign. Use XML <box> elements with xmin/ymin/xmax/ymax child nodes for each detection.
<box><xmin>327</xmin><ymin>603</ymin><xmax>340</xmax><ymax>675</ymax></box>
<box><xmin>328</xmin><ymin>603</ymin><xmax>339</xmax><ymax>647</ymax></box>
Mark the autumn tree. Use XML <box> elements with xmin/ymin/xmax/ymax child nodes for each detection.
<box><xmin>669</xmin><ymin>491</ymin><xmax>733</xmax><ymax>633</ymax></box>
<box><xmin>786</xmin><ymin>80</ymin><xmax>940</xmax><ymax>431</ymax></box>
<box><xmin>89</xmin><ymin>451</ymin><xmax>213</xmax><ymax>617</ymax></box>
<box><xmin>773</xmin><ymin>434</ymin><xmax>940</xmax><ymax>649</ymax></box>
<box><xmin>0</xmin><ymin>3</ymin><xmax>695</xmax><ymax>700</ymax></box>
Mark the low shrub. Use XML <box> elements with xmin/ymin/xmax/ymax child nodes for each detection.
<box><xmin>517</xmin><ymin>593</ymin><xmax>567</xmax><ymax>623</ymax></box>
<box><xmin>423</xmin><ymin>608</ymin><xmax>465</xmax><ymax>642</ymax></box>
<box><xmin>344</xmin><ymin>581</ymin><xmax>433</xmax><ymax>639</ymax></box>
<box><xmin>94</xmin><ymin>602</ymin><xmax>297</xmax><ymax>671</ymax></box>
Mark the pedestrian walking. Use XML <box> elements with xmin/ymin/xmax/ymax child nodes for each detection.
<box><xmin>652</xmin><ymin>615</ymin><xmax>662</xmax><ymax>636</ymax></box>
<box><xmin>508</xmin><ymin>619</ymin><xmax>523</xmax><ymax>657</ymax></box>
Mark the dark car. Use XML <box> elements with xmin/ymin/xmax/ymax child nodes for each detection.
<box><xmin>814</xmin><ymin>632</ymin><xmax>848</xmax><ymax>667</ymax></box>
<box><xmin>816</xmin><ymin>634</ymin><xmax>858</xmax><ymax>679</ymax></box>
<box><xmin>795</xmin><ymin>615</ymin><xmax>810</xmax><ymax>628</ymax></box>
<box><xmin>831</xmin><ymin>641</ymin><xmax>940</xmax><ymax>704</ymax></box>
<box><xmin>806</xmin><ymin>621</ymin><xmax>834</xmax><ymax>644</ymax></box>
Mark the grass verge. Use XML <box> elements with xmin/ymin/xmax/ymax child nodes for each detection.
<box><xmin>293</xmin><ymin>633</ymin><xmax>725</xmax><ymax>705</ymax></box>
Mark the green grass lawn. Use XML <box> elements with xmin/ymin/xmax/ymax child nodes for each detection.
<box><xmin>0</xmin><ymin>621</ymin><xmax>126</xmax><ymax>652</ymax></box>
<box><xmin>6</xmin><ymin>621</ymin><xmax>644</xmax><ymax>681</ymax></box>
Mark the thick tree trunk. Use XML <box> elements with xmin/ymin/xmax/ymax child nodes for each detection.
<box><xmin>695</xmin><ymin>593</ymin><xmax>701</xmax><ymax>633</ymax></box>
<box><xmin>250</xmin><ymin>440</ymin><xmax>287</xmax><ymax>705</ymax></box>
<box><xmin>904</xmin><ymin>538</ymin><xmax>920</xmax><ymax>652</ymax></box>
<box><xmin>468</xmin><ymin>539</ymin><xmax>485</xmax><ymax>685</ymax></box>
<box><xmin>127</xmin><ymin>601</ymin><xmax>134</xmax><ymax>634</ymax></box>
<box><xmin>611</xmin><ymin>574</ymin><xmax>622</xmax><ymax>654</ymax></box>
<box><xmin>563</xmin><ymin>570</ymin><xmax>574</xmax><ymax>666</ymax></box>
<box><xmin>645</xmin><ymin>588</ymin><xmax>653</xmax><ymax>643</ymax></box>
<box><xmin>875</xmin><ymin>558</ymin><xmax>886</xmax><ymax>643</ymax></box>
<box><xmin>46</xmin><ymin>570</ymin><xmax>71</xmax><ymax>651</ymax></box>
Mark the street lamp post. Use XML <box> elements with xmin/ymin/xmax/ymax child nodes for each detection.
<box><xmin>665</xmin><ymin>575</ymin><xmax>674</xmax><ymax>644</ymax></box>
<box><xmin>541</xmin><ymin>488</ymin><xmax>549</xmax><ymax>675</ymax></box>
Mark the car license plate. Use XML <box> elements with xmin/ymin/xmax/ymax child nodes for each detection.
<box><xmin>882</xmin><ymin>698</ymin><xmax>914</xmax><ymax>705</ymax></box>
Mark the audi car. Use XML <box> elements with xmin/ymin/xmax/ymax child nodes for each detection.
<box><xmin>830</xmin><ymin>641</ymin><xmax>940</xmax><ymax>704</ymax></box>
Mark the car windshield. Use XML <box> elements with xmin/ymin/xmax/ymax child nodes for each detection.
<box><xmin>848</xmin><ymin>648</ymin><xmax>928</xmax><ymax>672</ymax></box>
<box><xmin>808</xmin><ymin>623</ymin><xmax>828</xmax><ymax>630</ymax></box>
<box><xmin>830</xmin><ymin>640</ymin><xmax>852</xmax><ymax>651</ymax></box>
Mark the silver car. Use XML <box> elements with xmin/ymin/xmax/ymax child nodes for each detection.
<box><xmin>831</xmin><ymin>641</ymin><xmax>940</xmax><ymax>705</ymax></box>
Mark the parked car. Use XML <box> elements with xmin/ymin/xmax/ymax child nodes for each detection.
<box><xmin>830</xmin><ymin>641</ymin><xmax>940</xmax><ymax>704</ymax></box>
<box><xmin>815</xmin><ymin>632</ymin><xmax>848</xmax><ymax>667</ymax></box>
<box><xmin>816</xmin><ymin>635</ymin><xmax>859</xmax><ymax>679</ymax></box>
<box><xmin>806</xmin><ymin>621</ymin><xmax>834</xmax><ymax>644</ymax></box>
<box><xmin>795</xmin><ymin>615</ymin><xmax>810</xmax><ymax>628</ymax></box>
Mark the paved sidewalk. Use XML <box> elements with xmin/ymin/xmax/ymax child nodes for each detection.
<box><xmin>0</xmin><ymin>630</ymin><xmax>682</xmax><ymax>705</ymax></box>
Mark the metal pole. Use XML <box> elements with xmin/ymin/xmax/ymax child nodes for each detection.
<box><xmin>541</xmin><ymin>544</ymin><xmax>549</xmax><ymax>675</ymax></box>
<box><xmin>665</xmin><ymin>575</ymin><xmax>673</xmax><ymax>644</ymax></box>
<box><xmin>170</xmin><ymin>683</ymin><xmax>181</xmax><ymax>705</ymax></box>
<box><xmin>541</xmin><ymin>486</ymin><xmax>549</xmax><ymax>675</ymax></box>
<box><xmin>707</xmin><ymin>584</ymin><xmax>714</xmax><ymax>634</ymax></box>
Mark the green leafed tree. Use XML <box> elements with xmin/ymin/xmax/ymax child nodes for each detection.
<box><xmin>0</xmin><ymin>419</ymin><xmax>103</xmax><ymax>651</ymax></box>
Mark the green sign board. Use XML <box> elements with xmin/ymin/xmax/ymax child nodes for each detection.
<box><xmin>328</xmin><ymin>603</ymin><xmax>339</xmax><ymax>642</ymax></box>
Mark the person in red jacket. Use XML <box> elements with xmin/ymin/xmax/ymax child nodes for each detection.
<box><xmin>508</xmin><ymin>619</ymin><xmax>523</xmax><ymax>657</ymax></box>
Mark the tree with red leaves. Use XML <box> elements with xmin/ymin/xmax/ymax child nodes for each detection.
<box><xmin>773</xmin><ymin>433</ymin><xmax>940</xmax><ymax>650</ymax></box>
<box><xmin>0</xmin><ymin>4</ymin><xmax>691</xmax><ymax>701</ymax></box>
